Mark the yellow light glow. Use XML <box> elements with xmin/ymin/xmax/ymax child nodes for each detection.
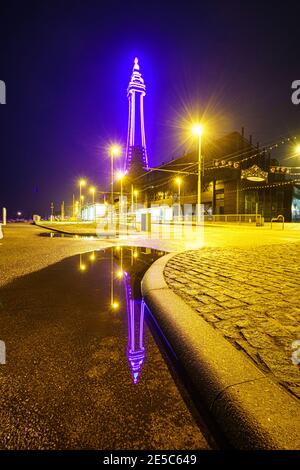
<box><xmin>133</xmin><ymin>251</ymin><xmax>138</xmax><ymax>258</ymax></box>
<box><xmin>192</xmin><ymin>124</ymin><xmax>204</xmax><ymax>136</ymax></box>
<box><xmin>175</xmin><ymin>177</ymin><xmax>182</xmax><ymax>185</ymax></box>
<box><xmin>295</xmin><ymin>144</ymin><xmax>300</xmax><ymax>154</ymax></box>
<box><xmin>90</xmin><ymin>186</ymin><xmax>96</xmax><ymax>194</ymax></box>
<box><xmin>89</xmin><ymin>253</ymin><xmax>95</xmax><ymax>261</ymax></box>
<box><xmin>80</xmin><ymin>195</ymin><xmax>84</xmax><ymax>201</ymax></box>
<box><xmin>79</xmin><ymin>264</ymin><xmax>86</xmax><ymax>271</ymax></box>
<box><xmin>79</xmin><ymin>179</ymin><xmax>86</xmax><ymax>186</ymax></box>
<box><xmin>111</xmin><ymin>301</ymin><xmax>119</xmax><ymax>309</ymax></box>
<box><xmin>110</xmin><ymin>145</ymin><xmax>121</xmax><ymax>157</ymax></box>
<box><xmin>116</xmin><ymin>171</ymin><xmax>125</xmax><ymax>181</ymax></box>
<box><xmin>117</xmin><ymin>269</ymin><xmax>124</xmax><ymax>279</ymax></box>
<box><xmin>133</xmin><ymin>189</ymin><xmax>138</xmax><ymax>196</ymax></box>
<box><xmin>116</xmin><ymin>246</ymin><xmax>120</xmax><ymax>251</ymax></box>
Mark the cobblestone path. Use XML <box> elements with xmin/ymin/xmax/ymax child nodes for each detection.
<box><xmin>164</xmin><ymin>244</ymin><xmax>300</xmax><ymax>400</ymax></box>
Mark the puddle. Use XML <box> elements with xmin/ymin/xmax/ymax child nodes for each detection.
<box><xmin>0</xmin><ymin>246</ymin><xmax>212</xmax><ymax>448</ymax></box>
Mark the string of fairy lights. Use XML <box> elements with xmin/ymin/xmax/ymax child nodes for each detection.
<box><xmin>138</xmin><ymin>135</ymin><xmax>299</xmax><ymax>181</ymax></box>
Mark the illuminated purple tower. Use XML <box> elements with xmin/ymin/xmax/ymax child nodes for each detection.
<box><xmin>124</xmin><ymin>271</ymin><xmax>145</xmax><ymax>384</ymax></box>
<box><xmin>125</xmin><ymin>57</ymin><xmax>148</xmax><ymax>174</ymax></box>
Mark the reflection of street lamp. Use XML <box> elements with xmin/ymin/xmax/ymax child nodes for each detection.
<box><xmin>79</xmin><ymin>254</ymin><xmax>86</xmax><ymax>271</ymax></box>
<box><xmin>110</xmin><ymin>249</ymin><xmax>120</xmax><ymax>310</ymax></box>
<box><xmin>110</xmin><ymin>146</ymin><xmax>121</xmax><ymax>224</ymax></box>
<box><xmin>192</xmin><ymin>124</ymin><xmax>204</xmax><ymax>224</ymax></box>
<box><xmin>175</xmin><ymin>177</ymin><xmax>181</xmax><ymax>221</ymax></box>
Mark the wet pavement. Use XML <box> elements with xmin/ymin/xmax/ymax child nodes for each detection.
<box><xmin>0</xmin><ymin>239</ymin><xmax>213</xmax><ymax>449</ymax></box>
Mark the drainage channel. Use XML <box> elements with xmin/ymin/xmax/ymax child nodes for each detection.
<box><xmin>0</xmin><ymin>246</ymin><xmax>220</xmax><ymax>449</ymax></box>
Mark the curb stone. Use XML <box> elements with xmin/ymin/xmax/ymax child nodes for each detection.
<box><xmin>141</xmin><ymin>253</ymin><xmax>300</xmax><ymax>450</ymax></box>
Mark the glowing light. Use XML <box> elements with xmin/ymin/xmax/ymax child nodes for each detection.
<box><xmin>116</xmin><ymin>246</ymin><xmax>121</xmax><ymax>251</ymax></box>
<box><xmin>89</xmin><ymin>252</ymin><xmax>95</xmax><ymax>261</ymax></box>
<box><xmin>80</xmin><ymin>195</ymin><xmax>84</xmax><ymax>202</ymax></box>
<box><xmin>111</xmin><ymin>301</ymin><xmax>119</xmax><ymax>310</ymax></box>
<box><xmin>117</xmin><ymin>269</ymin><xmax>124</xmax><ymax>279</ymax></box>
<box><xmin>116</xmin><ymin>171</ymin><xmax>125</xmax><ymax>181</ymax></box>
<box><xmin>89</xmin><ymin>186</ymin><xmax>95</xmax><ymax>194</ymax></box>
<box><xmin>192</xmin><ymin>124</ymin><xmax>204</xmax><ymax>136</ymax></box>
<box><xmin>17</xmin><ymin>211</ymin><xmax>22</xmax><ymax>216</ymax></box>
<box><xmin>79</xmin><ymin>179</ymin><xmax>86</xmax><ymax>186</ymax></box>
<box><xmin>295</xmin><ymin>144</ymin><xmax>300</xmax><ymax>154</ymax></box>
<box><xmin>79</xmin><ymin>264</ymin><xmax>86</xmax><ymax>271</ymax></box>
<box><xmin>175</xmin><ymin>177</ymin><xmax>182</xmax><ymax>185</ymax></box>
<box><xmin>110</xmin><ymin>145</ymin><xmax>121</xmax><ymax>157</ymax></box>
<box><xmin>133</xmin><ymin>189</ymin><xmax>138</xmax><ymax>196</ymax></box>
<box><xmin>133</xmin><ymin>251</ymin><xmax>138</xmax><ymax>258</ymax></box>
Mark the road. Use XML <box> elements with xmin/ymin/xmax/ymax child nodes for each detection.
<box><xmin>0</xmin><ymin>224</ymin><xmax>213</xmax><ymax>449</ymax></box>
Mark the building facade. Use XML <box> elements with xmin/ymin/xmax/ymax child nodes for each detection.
<box><xmin>125</xmin><ymin>131</ymin><xmax>299</xmax><ymax>222</ymax></box>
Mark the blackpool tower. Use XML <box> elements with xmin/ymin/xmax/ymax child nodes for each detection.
<box><xmin>125</xmin><ymin>57</ymin><xmax>148</xmax><ymax>174</ymax></box>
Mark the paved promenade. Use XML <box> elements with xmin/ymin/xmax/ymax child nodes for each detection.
<box><xmin>164</xmin><ymin>244</ymin><xmax>300</xmax><ymax>401</ymax></box>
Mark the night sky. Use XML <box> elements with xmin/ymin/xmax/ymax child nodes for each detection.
<box><xmin>0</xmin><ymin>0</ymin><xmax>299</xmax><ymax>217</ymax></box>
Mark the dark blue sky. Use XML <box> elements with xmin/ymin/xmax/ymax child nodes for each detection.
<box><xmin>0</xmin><ymin>0</ymin><xmax>299</xmax><ymax>216</ymax></box>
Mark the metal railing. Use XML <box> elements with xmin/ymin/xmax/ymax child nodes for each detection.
<box><xmin>203</xmin><ymin>214</ymin><xmax>263</xmax><ymax>224</ymax></box>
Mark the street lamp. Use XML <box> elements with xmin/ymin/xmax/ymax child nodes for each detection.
<box><xmin>110</xmin><ymin>145</ymin><xmax>121</xmax><ymax>225</ymax></box>
<box><xmin>175</xmin><ymin>177</ymin><xmax>182</xmax><ymax>221</ymax></box>
<box><xmin>295</xmin><ymin>144</ymin><xmax>300</xmax><ymax>154</ymax></box>
<box><xmin>192</xmin><ymin>124</ymin><xmax>204</xmax><ymax>224</ymax></box>
<box><xmin>90</xmin><ymin>186</ymin><xmax>96</xmax><ymax>204</ymax></box>
<box><xmin>79</xmin><ymin>179</ymin><xmax>86</xmax><ymax>219</ymax></box>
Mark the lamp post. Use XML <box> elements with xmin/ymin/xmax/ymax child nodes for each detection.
<box><xmin>80</xmin><ymin>195</ymin><xmax>84</xmax><ymax>219</ymax></box>
<box><xmin>192</xmin><ymin>124</ymin><xmax>204</xmax><ymax>224</ymax></box>
<box><xmin>117</xmin><ymin>171</ymin><xmax>124</xmax><ymax>226</ymax></box>
<box><xmin>134</xmin><ymin>189</ymin><xmax>138</xmax><ymax>209</ymax></box>
<box><xmin>110</xmin><ymin>146</ymin><xmax>121</xmax><ymax>225</ymax></box>
<box><xmin>175</xmin><ymin>177</ymin><xmax>181</xmax><ymax>221</ymax></box>
<box><xmin>90</xmin><ymin>186</ymin><xmax>96</xmax><ymax>221</ymax></box>
<box><xmin>79</xmin><ymin>179</ymin><xmax>86</xmax><ymax>219</ymax></box>
<box><xmin>132</xmin><ymin>188</ymin><xmax>138</xmax><ymax>229</ymax></box>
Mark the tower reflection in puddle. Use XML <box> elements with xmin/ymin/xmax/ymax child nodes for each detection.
<box><xmin>78</xmin><ymin>247</ymin><xmax>164</xmax><ymax>385</ymax></box>
<box><xmin>123</xmin><ymin>271</ymin><xmax>145</xmax><ymax>384</ymax></box>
